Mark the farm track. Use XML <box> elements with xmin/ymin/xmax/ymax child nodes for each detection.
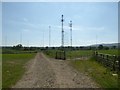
<box><xmin>13</xmin><ymin>52</ymin><xmax>99</xmax><ymax>88</ymax></box>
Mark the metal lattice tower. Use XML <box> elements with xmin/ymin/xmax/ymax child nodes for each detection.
<box><xmin>61</xmin><ymin>15</ymin><xmax>64</xmax><ymax>47</ymax></box>
<box><xmin>49</xmin><ymin>26</ymin><xmax>51</xmax><ymax>47</ymax></box>
<box><xmin>69</xmin><ymin>21</ymin><xmax>72</xmax><ymax>47</ymax></box>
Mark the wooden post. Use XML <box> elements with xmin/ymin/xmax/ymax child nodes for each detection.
<box><xmin>55</xmin><ymin>52</ymin><xmax>57</xmax><ymax>59</ymax></box>
<box><xmin>64</xmin><ymin>51</ymin><xmax>66</xmax><ymax>60</ymax></box>
<box><xmin>106</xmin><ymin>55</ymin><xmax>108</xmax><ymax>67</ymax></box>
<box><xmin>113</xmin><ymin>55</ymin><xmax>116</xmax><ymax>72</ymax></box>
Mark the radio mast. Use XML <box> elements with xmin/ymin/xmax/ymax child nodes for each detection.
<box><xmin>49</xmin><ymin>26</ymin><xmax>51</xmax><ymax>47</ymax></box>
<box><xmin>61</xmin><ymin>15</ymin><xmax>64</xmax><ymax>48</ymax></box>
<box><xmin>69</xmin><ymin>21</ymin><xmax>72</xmax><ymax>47</ymax></box>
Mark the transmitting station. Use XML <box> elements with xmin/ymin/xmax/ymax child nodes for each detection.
<box><xmin>61</xmin><ymin>15</ymin><xmax>64</xmax><ymax>48</ymax></box>
<box><xmin>49</xmin><ymin>26</ymin><xmax>51</xmax><ymax>47</ymax></box>
<box><xmin>69</xmin><ymin>21</ymin><xmax>72</xmax><ymax>47</ymax></box>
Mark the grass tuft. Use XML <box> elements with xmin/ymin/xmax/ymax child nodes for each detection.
<box><xmin>70</xmin><ymin>57</ymin><xmax>118</xmax><ymax>89</ymax></box>
<box><xmin>2</xmin><ymin>53</ymin><xmax>36</xmax><ymax>88</ymax></box>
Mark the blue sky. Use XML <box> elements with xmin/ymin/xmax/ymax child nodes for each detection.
<box><xmin>2</xmin><ymin>2</ymin><xmax>118</xmax><ymax>47</ymax></box>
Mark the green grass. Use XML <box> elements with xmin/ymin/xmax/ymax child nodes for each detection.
<box><xmin>44</xmin><ymin>49</ymin><xmax>119</xmax><ymax>89</ymax></box>
<box><xmin>2</xmin><ymin>48</ymin><xmax>37</xmax><ymax>54</ymax></box>
<box><xmin>2</xmin><ymin>53</ymin><xmax>36</xmax><ymax>88</ymax></box>
<box><xmin>66</xmin><ymin>50</ymin><xmax>93</xmax><ymax>59</ymax></box>
<box><xmin>97</xmin><ymin>50</ymin><xmax>118</xmax><ymax>56</ymax></box>
<box><xmin>44</xmin><ymin>49</ymin><xmax>93</xmax><ymax>59</ymax></box>
<box><xmin>0</xmin><ymin>54</ymin><xmax>1</xmax><ymax>89</ymax></box>
<box><xmin>70</xmin><ymin>57</ymin><xmax>118</xmax><ymax>89</ymax></box>
<box><xmin>44</xmin><ymin>49</ymin><xmax>118</xmax><ymax>59</ymax></box>
<box><xmin>43</xmin><ymin>50</ymin><xmax>59</xmax><ymax>58</ymax></box>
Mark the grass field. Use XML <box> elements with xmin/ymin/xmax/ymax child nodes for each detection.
<box><xmin>66</xmin><ymin>50</ymin><xmax>93</xmax><ymax>59</ymax></box>
<box><xmin>2</xmin><ymin>53</ymin><xmax>36</xmax><ymax>88</ymax></box>
<box><xmin>70</xmin><ymin>57</ymin><xmax>118</xmax><ymax>89</ymax></box>
<box><xmin>44</xmin><ymin>49</ymin><xmax>119</xmax><ymax>88</ymax></box>
<box><xmin>44</xmin><ymin>49</ymin><xmax>94</xmax><ymax>59</ymax></box>
<box><xmin>0</xmin><ymin>54</ymin><xmax>2</xmax><ymax>89</ymax></box>
<box><xmin>44</xmin><ymin>49</ymin><xmax>118</xmax><ymax>59</ymax></box>
<box><xmin>97</xmin><ymin>50</ymin><xmax>118</xmax><ymax>56</ymax></box>
<box><xmin>2</xmin><ymin>49</ymin><xmax>117</xmax><ymax>88</ymax></box>
<box><xmin>2</xmin><ymin>48</ymin><xmax>37</xmax><ymax>54</ymax></box>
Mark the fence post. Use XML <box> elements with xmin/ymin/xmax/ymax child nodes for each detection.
<box><xmin>63</xmin><ymin>51</ymin><xmax>66</xmax><ymax>60</ymax></box>
<box><xmin>103</xmin><ymin>54</ymin><xmax>106</xmax><ymax>66</ymax></box>
<box><xmin>115</xmin><ymin>55</ymin><xmax>119</xmax><ymax>73</ymax></box>
<box><xmin>55</xmin><ymin>52</ymin><xmax>57</xmax><ymax>59</ymax></box>
<box><xmin>106</xmin><ymin>55</ymin><xmax>109</xmax><ymax>67</ymax></box>
<box><xmin>113</xmin><ymin>55</ymin><xmax>116</xmax><ymax>72</ymax></box>
<box><xmin>95</xmin><ymin>51</ymin><xmax>98</xmax><ymax>61</ymax></box>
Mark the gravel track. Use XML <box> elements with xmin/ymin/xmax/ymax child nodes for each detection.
<box><xmin>13</xmin><ymin>53</ymin><xmax>99</xmax><ymax>88</ymax></box>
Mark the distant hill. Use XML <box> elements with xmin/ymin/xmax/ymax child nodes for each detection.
<box><xmin>90</xmin><ymin>43</ymin><xmax>119</xmax><ymax>48</ymax></box>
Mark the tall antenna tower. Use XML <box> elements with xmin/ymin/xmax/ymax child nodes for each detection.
<box><xmin>96</xmin><ymin>35</ymin><xmax>98</xmax><ymax>50</ymax></box>
<box><xmin>61</xmin><ymin>15</ymin><xmax>64</xmax><ymax>47</ymax></box>
<box><xmin>49</xmin><ymin>26</ymin><xmax>51</xmax><ymax>47</ymax></box>
<box><xmin>5</xmin><ymin>36</ymin><xmax>7</xmax><ymax>46</ymax></box>
<box><xmin>20</xmin><ymin>32</ymin><xmax>22</xmax><ymax>44</ymax></box>
<box><xmin>43</xmin><ymin>30</ymin><xmax>44</xmax><ymax>47</ymax></box>
<box><xmin>69</xmin><ymin>21</ymin><xmax>72</xmax><ymax>47</ymax></box>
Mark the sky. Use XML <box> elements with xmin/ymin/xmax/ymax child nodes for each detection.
<box><xmin>2</xmin><ymin>2</ymin><xmax>118</xmax><ymax>47</ymax></box>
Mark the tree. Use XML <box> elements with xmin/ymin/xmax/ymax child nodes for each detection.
<box><xmin>98</xmin><ymin>45</ymin><xmax>103</xmax><ymax>50</ymax></box>
<box><xmin>16</xmin><ymin>44</ymin><xmax>22</xmax><ymax>48</ymax></box>
<box><xmin>112</xmin><ymin>46</ymin><xmax>116</xmax><ymax>49</ymax></box>
<box><xmin>104</xmin><ymin>46</ymin><xmax>109</xmax><ymax>50</ymax></box>
<box><xmin>13</xmin><ymin>44</ymin><xmax>23</xmax><ymax>50</ymax></box>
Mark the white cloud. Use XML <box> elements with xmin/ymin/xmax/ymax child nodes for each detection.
<box><xmin>86</xmin><ymin>27</ymin><xmax>105</xmax><ymax>31</ymax></box>
<box><xmin>72</xmin><ymin>15</ymin><xmax>82</xmax><ymax>20</ymax></box>
<box><xmin>22</xmin><ymin>29</ymin><xmax>30</xmax><ymax>32</ymax></box>
<box><xmin>23</xmin><ymin>18</ymin><xmax>28</xmax><ymax>22</ymax></box>
<box><xmin>2</xmin><ymin>0</ymin><xmax>119</xmax><ymax>2</ymax></box>
<box><xmin>52</xmin><ymin>25</ymin><xmax>105</xmax><ymax>32</ymax></box>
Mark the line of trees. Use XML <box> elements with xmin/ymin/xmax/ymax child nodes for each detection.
<box><xmin>97</xmin><ymin>45</ymin><xmax>117</xmax><ymax>50</ymax></box>
<box><xmin>3</xmin><ymin>44</ymin><xmax>117</xmax><ymax>51</ymax></box>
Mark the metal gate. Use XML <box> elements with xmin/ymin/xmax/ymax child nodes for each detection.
<box><xmin>55</xmin><ymin>51</ymin><xmax>66</xmax><ymax>60</ymax></box>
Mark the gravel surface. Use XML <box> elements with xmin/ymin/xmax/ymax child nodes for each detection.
<box><xmin>13</xmin><ymin>53</ymin><xmax>99</xmax><ymax>88</ymax></box>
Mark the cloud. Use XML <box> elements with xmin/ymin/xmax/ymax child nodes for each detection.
<box><xmin>23</xmin><ymin>18</ymin><xmax>28</xmax><ymax>22</ymax></box>
<box><xmin>52</xmin><ymin>25</ymin><xmax>105</xmax><ymax>32</ymax></box>
<box><xmin>22</xmin><ymin>29</ymin><xmax>30</xmax><ymax>32</ymax></box>
<box><xmin>72</xmin><ymin>15</ymin><xmax>82</xmax><ymax>20</ymax></box>
<box><xmin>73</xmin><ymin>25</ymin><xmax>105</xmax><ymax>32</ymax></box>
<box><xmin>86</xmin><ymin>27</ymin><xmax>105</xmax><ymax>31</ymax></box>
<box><xmin>9</xmin><ymin>19</ymin><xmax>105</xmax><ymax>33</ymax></box>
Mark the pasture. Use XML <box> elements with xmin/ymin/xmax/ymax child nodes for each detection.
<box><xmin>0</xmin><ymin>54</ymin><xmax>2</xmax><ymax>89</ymax></box>
<box><xmin>44</xmin><ymin>49</ymin><xmax>118</xmax><ymax>59</ymax></box>
<box><xmin>44</xmin><ymin>49</ymin><xmax>119</xmax><ymax>88</ymax></box>
<box><xmin>97</xmin><ymin>50</ymin><xmax>118</xmax><ymax>56</ymax></box>
<box><xmin>2</xmin><ymin>53</ymin><xmax>36</xmax><ymax>88</ymax></box>
<box><xmin>44</xmin><ymin>49</ymin><xmax>93</xmax><ymax>59</ymax></box>
<box><xmin>2</xmin><ymin>49</ymin><xmax>119</xmax><ymax>88</ymax></box>
<box><xmin>70</xmin><ymin>57</ymin><xmax>118</xmax><ymax>89</ymax></box>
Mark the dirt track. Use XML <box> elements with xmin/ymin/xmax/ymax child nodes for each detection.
<box><xmin>13</xmin><ymin>53</ymin><xmax>99</xmax><ymax>88</ymax></box>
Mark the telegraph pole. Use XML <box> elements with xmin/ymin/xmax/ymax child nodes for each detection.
<box><xmin>61</xmin><ymin>15</ymin><xmax>64</xmax><ymax>48</ymax></box>
<box><xmin>49</xmin><ymin>26</ymin><xmax>51</xmax><ymax>47</ymax></box>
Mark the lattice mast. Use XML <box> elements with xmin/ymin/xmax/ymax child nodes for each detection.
<box><xmin>69</xmin><ymin>21</ymin><xmax>72</xmax><ymax>47</ymax></box>
<box><xmin>61</xmin><ymin>15</ymin><xmax>64</xmax><ymax>48</ymax></box>
<box><xmin>49</xmin><ymin>26</ymin><xmax>51</xmax><ymax>47</ymax></box>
